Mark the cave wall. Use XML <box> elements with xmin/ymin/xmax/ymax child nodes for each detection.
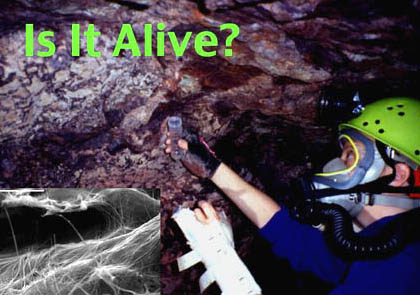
<box><xmin>2</xmin><ymin>0</ymin><xmax>420</xmax><ymax>188</ymax></box>
<box><xmin>1</xmin><ymin>0</ymin><xmax>420</xmax><ymax>294</ymax></box>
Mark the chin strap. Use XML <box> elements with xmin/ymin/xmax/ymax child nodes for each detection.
<box><xmin>357</xmin><ymin>193</ymin><xmax>420</xmax><ymax>209</ymax></box>
<box><xmin>303</xmin><ymin>174</ymin><xmax>420</xmax><ymax>214</ymax></box>
<box><xmin>307</xmin><ymin>177</ymin><xmax>420</xmax><ymax>199</ymax></box>
<box><xmin>315</xmin><ymin>191</ymin><xmax>420</xmax><ymax>219</ymax></box>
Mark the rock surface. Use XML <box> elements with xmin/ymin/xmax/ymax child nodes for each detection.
<box><xmin>1</xmin><ymin>0</ymin><xmax>420</xmax><ymax>294</ymax></box>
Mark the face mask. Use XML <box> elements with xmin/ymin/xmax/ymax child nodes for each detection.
<box><xmin>321</xmin><ymin>157</ymin><xmax>352</xmax><ymax>183</ymax></box>
<box><xmin>312</xmin><ymin>129</ymin><xmax>385</xmax><ymax>190</ymax></box>
<box><xmin>309</xmin><ymin>129</ymin><xmax>386</xmax><ymax>217</ymax></box>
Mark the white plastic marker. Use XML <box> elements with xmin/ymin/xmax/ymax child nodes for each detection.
<box><xmin>172</xmin><ymin>208</ymin><xmax>262</xmax><ymax>295</ymax></box>
<box><xmin>167</xmin><ymin>116</ymin><xmax>183</xmax><ymax>161</ymax></box>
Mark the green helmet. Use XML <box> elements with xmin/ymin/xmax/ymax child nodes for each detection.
<box><xmin>339</xmin><ymin>97</ymin><xmax>420</xmax><ymax>166</ymax></box>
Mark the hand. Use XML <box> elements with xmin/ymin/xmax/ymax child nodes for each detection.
<box><xmin>164</xmin><ymin>129</ymin><xmax>221</xmax><ymax>179</ymax></box>
<box><xmin>193</xmin><ymin>201</ymin><xmax>220</xmax><ymax>224</ymax></box>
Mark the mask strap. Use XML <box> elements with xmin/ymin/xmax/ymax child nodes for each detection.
<box><xmin>314</xmin><ymin>134</ymin><xmax>360</xmax><ymax>177</ymax></box>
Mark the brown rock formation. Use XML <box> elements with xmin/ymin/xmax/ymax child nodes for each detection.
<box><xmin>1</xmin><ymin>0</ymin><xmax>420</xmax><ymax>294</ymax></box>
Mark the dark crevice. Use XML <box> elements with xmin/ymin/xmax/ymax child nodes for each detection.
<box><xmin>188</xmin><ymin>0</ymin><xmax>211</xmax><ymax>14</ymax></box>
<box><xmin>213</xmin><ymin>0</ymin><xmax>278</xmax><ymax>12</ymax></box>
<box><xmin>315</xmin><ymin>0</ymin><xmax>418</xmax><ymax>19</ymax></box>
<box><xmin>273</xmin><ymin>75</ymin><xmax>309</xmax><ymax>85</ymax></box>
<box><xmin>106</xmin><ymin>0</ymin><xmax>150</xmax><ymax>11</ymax></box>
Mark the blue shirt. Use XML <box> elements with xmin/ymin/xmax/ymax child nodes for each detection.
<box><xmin>259</xmin><ymin>208</ymin><xmax>420</xmax><ymax>294</ymax></box>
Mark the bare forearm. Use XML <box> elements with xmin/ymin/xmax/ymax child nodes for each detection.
<box><xmin>210</xmin><ymin>163</ymin><xmax>281</xmax><ymax>228</ymax></box>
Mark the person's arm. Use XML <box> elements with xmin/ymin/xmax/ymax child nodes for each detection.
<box><xmin>165</xmin><ymin>131</ymin><xmax>280</xmax><ymax>228</ymax></box>
<box><xmin>165</xmin><ymin>131</ymin><xmax>348</xmax><ymax>284</ymax></box>
<box><xmin>210</xmin><ymin>163</ymin><xmax>348</xmax><ymax>284</ymax></box>
<box><xmin>210</xmin><ymin>163</ymin><xmax>280</xmax><ymax>229</ymax></box>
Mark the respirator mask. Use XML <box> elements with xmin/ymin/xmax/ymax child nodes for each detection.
<box><xmin>276</xmin><ymin>94</ymin><xmax>420</xmax><ymax>259</ymax></box>
<box><xmin>282</xmin><ymin>128</ymin><xmax>420</xmax><ymax>260</ymax></box>
<box><xmin>311</xmin><ymin>128</ymin><xmax>385</xmax><ymax>217</ymax></box>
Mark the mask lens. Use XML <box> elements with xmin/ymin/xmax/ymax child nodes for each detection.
<box><xmin>312</xmin><ymin>129</ymin><xmax>381</xmax><ymax>191</ymax></box>
<box><xmin>316</xmin><ymin>134</ymin><xmax>362</xmax><ymax>180</ymax></box>
<box><xmin>340</xmin><ymin>138</ymin><xmax>358</xmax><ymax>168</ymax></box>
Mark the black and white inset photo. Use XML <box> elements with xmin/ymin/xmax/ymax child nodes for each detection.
<box><xmin>0</xmin><ymin>188</ymin><xmax>160</xmax><ymax>295</ymax></box>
